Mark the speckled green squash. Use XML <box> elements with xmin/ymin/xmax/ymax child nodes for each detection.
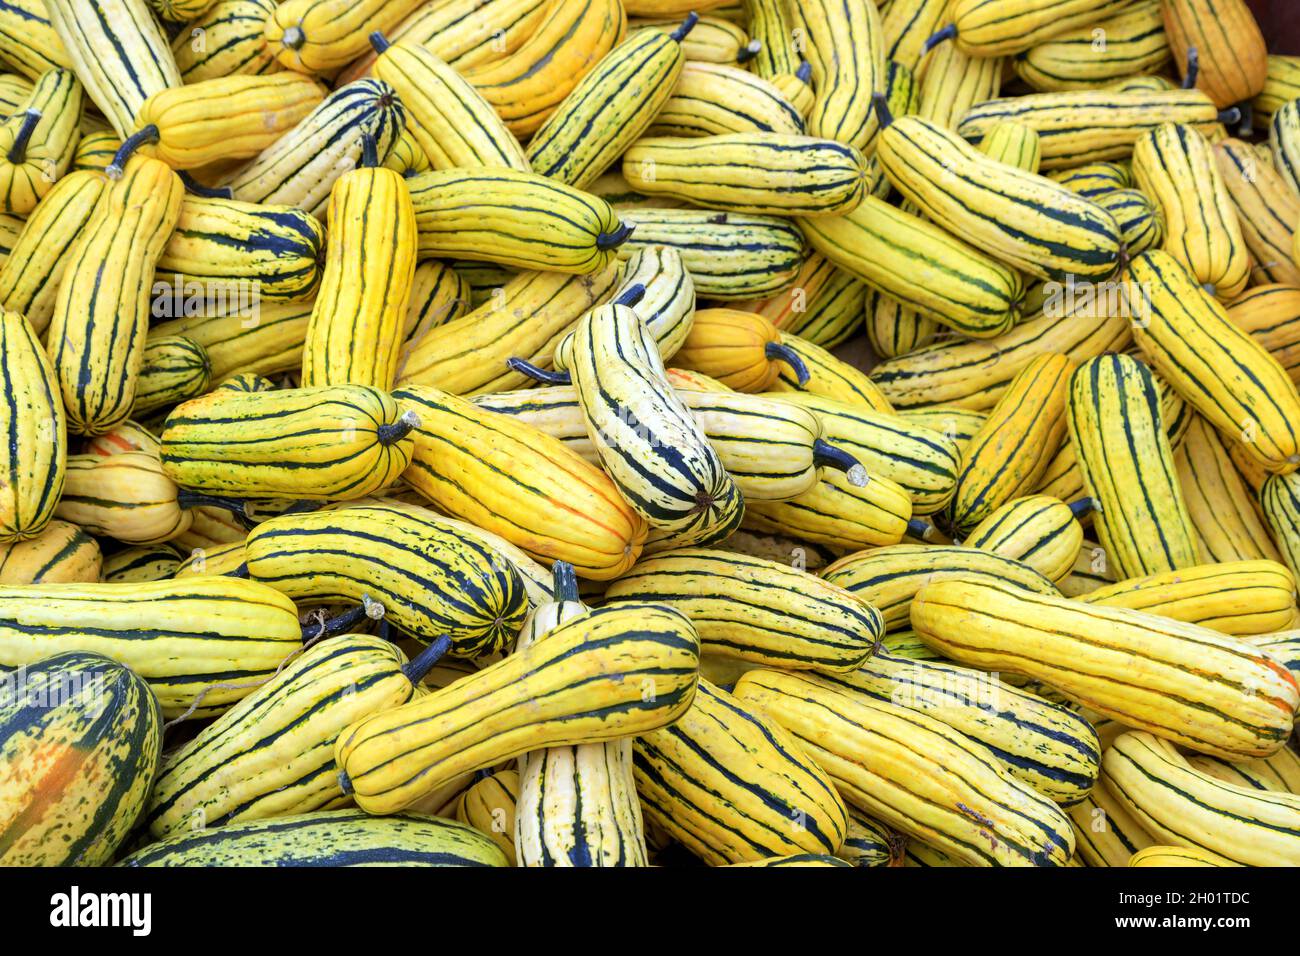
<box><xmin>118</xmin><ymin>809</ymin><xmax>509</xmax><ymax>866</ymax></box>
<box><xmin>0</xmin><ymin>651</ymin><xmax>162</xmax><ymax>865</ymax></box>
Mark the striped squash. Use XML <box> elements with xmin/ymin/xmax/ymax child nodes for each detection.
<box><xmin>1097</xmin><ymin>187</ymin><xmax>1165</xmax><ymax>257</ymax></box>
<box><xmin>71</xmin><ymin>129</ymin><xmax>120</xmax><ymax>171</ymax></box>
<box><xmin>1161</xmin><ymin>0</ymin><xmax>1266</xmax><ymax>109</ymax></box>
<box><xmin>963</xmin><ymin>494</ymin><xmax>1085</xmax><ymax>583</ymax></box>
<box><xmin>799</xmin><ymin>195</ymin><xmax>1023</xmax><ymax>338</ymax></box>
<box><xmin>45</xmin><ymin>153</ymin><xmax>183</xmax><ymax>436</ymax></box>
<box><xmin>157</xmin><ymin>196</ymin><xmax>325</xmax><ymax>303</ymax></box>
<box><xmin>223</xmin><ymin>78</ymin><xmax>405</xmax><ymax>218</ymax></box>
<box><xmin>838</xmin><ymin>809</ymin><xmax>905</xmax><ymax>866</ymax></box>
<box><xmin>121</xmin><ymin>809</ymin><xmax>508</xmax><ymax>866</ymax></box>
<box><xmin>455</xmin><ymin>770</ymin><xmax>518</xmax><ymax>865</ymax></box>
<box><xmin>1067</xmin><ymin>352</ymin><xmax>1199</xmax><ymax>579</ymax></box>
<box><xmin>766</xmin><ymin>391</ymin><xmax>960</xmax><ymax>515</ymax></box>
<box><xmin>898</xmin><ymin>407</ymin><xmax>987</xmax><ymax>459</ymax></box>
<box><xmin>882</xmin><ymin>0</ymin><xmax>948</xmax><ymax>72</ymax></box>
<box><xmin>940</xmin><ymin>0</ymin><xmax>1135</xmax><ymax>57</ymax></box>
<box><xmin>335</xmin><ymin>602</ymin><xmax>701</xmax><ymax>815</ymax></box>
<box><xmin>629</xmin><ymin>14</ymin><xmax>756</xmax><ymax>65</ymax></box>
<box><xmin>302</xmin><ymin>144</ymin><xmax>415</xmax><ymax>389</ymax></box>
<box><xmin>1129</xmin><ymin>250</ymin><xmax>1300</xmax><ymax>474</ymax></box>
<box><xmin>645</xmin><ymin>61</ymin><xmax>805</xmax><ymax>138</ymax></box>
<box><xmin>264</xmin><ymin>0</ymin><xmax>426</xmax><ymax>75</ymax></box>
<box><xmin>1227</xmin><ymin>284</ymin><xmax>1300</xmax><ymax>387</ymax></box>
<box><xmin>1132</xmin><ymin>122</ymin><xmax>1250</xmax><ymax>300</ymax></box>
<box><xmin>149</xmin><ymin>302</ymin><xmax>311</xmax><ymax>384</ymax></box>
<box><xmin>131</xmin><ymin>72</ymin><xmax>325</xmax><ymax>170</ymax></box>
<box><xmin>565</xmin><ymin>295</ymin><xmax>744</xmax><ymax>546</ymax></box>
<box><xmin>634</xmin><ymin>677</ymin><xmax>849</xmax><ymax>864</ymax></box>
<box><xmin>527</xmin><ymin>21</ymin><xmax>692</xmax><ymax>188</ymax></box>
<box><xmin>583</xmin><ymin>245</ymin><xmax>695</xmax><ymax>363</ymax></box>
<box><xmin>736</xmin><ymin>255</ymin><xmax>864</xmax><ymax>349</ymax></box>
<box><xmin>1013</xmin><ymin>0</ymin><xmax>1169</xmax><ymax>92</ymax></box>
<box><xmin>605</xmin><ymin>547</ymin><xmax>883</xmax><ymax>672</ymax></box>
<box><xmin>0</xmin><ymin>576</ymin><xmax>302</xmax><ymax>717</ymax></box>
<box><xmin>868</xmin><ymin>289</ymin><xmax>1132</xmax><ymax>411</ymax></box>
<box><xmin>394</xmin><ymin>385</ymin><xmax>647</xmax><ymax>579</ymax></box>
<box><xmin>1255</xmin><ymin>55</ymin><xmax>1300</xmax><ymax>126</ymax></box>
<box><xmin>1176</xmin><ymin>413</ymin><xmax>1284</xmax><ymax>564</ymax></box>
<box><xmin>1261</xmin><ymin>472</ymin><xmax>1300</xmax><ymax>581</ymax></box>
<box><xmin>624</xmin><ymin>133</ymin><xmax>866</xmax><ymax>217</ymax></box>
<box><xmin>457</xmin><ymin>0</ymin><xmax>628</xmax><ymax>138</ymax></box>
<box><xmin>1067</xmin><ymin>780</ymin><xmax>1155</xmax><ymax>866</ymax></box>
<box><xmin>133</xmin><ymin>334</ymin><xmax>211</xmax><ymax>415</ymax></box>
<box><xmin>1129</xmin><ymin>845</ymin><xmax>1232</xmax><ymax>867</ymax></box>
<box><xmin>100</xmin><ymin>543</ymin><xmax>180</xmax><ymax>583</ymax></box>
<box><xmin>912</xmin><ymin>579</ymin><xmax>1300</xmax><ymax>760</ymax></box>
<box><xmin>144</xmin><ymin>633</ymin><xmax>443</xmax><ymax>839</ymax></box>
<box><xmin>796</xmin><ymin>0</ymin><xmax>884</xmax><ymax>154</ymax></box>
<box><xmin>0</xmin><ymin>309</ymin><xmax>65</xmax><ymax>543</ymax></box>
<box><xmin>398</xmin><ymin>265</ymin><xmax>621</xmax><ymax>395</ymax></box>
<box><xmin>615</xmin><ymin>208</ymin><xmax>805</xmax><ymax>300</ymax></box>
<box><xmin>1038</xmin><ymin>367</ymin><xmax>1189</xmax><ymax>505</ymax></box>
<box><xmin>742</xmin><ymin>0</ymin><xmax>799</xmax><ymax>80</ymax></box>
<box><xmin>955</xmin><ymin>88</ymin><xmax>1224</xmax><ymax>169</ymax></box>
<box><xmin>369</xmin><ymin>32</ymin><xmax>529</xmax><ymax>173</ymax></box>
<box><xmin>676</xmin><ymin>388</ymin><xmax>860</xmax><ymax>502</ymax></box>
<box><xmin>171</xmin><ymin>0</ymin><xmax>282</xmax><ymax>83</ymax></box>
<box><xmin>0</xmin><ymin>0</ymin><xmax>72</xmax><ymax>81</ymax></box>
<box><xmin>246</xmin><ymin>502</ymin><xmax>528</xmax><ymax>656</ymax></box>
<box><xmin>1104</xmin><ymin>731</ymin><xmax>1300</xmax><ymax>866</ymax></box>
<box><xmin>54</xmin><ymin>451</ymin><xmax>190</xmax><ymax>546</ymax></box>
<box><xmin>916</xmin><ymin>34</ymin><xmax>1002</xmax><ymax>129</ymax></box>
<box><xmin>979</xmin><ymin>120</ymin><xmax>1042</xmax><ymax>171</ymax></box>
<box><xmin>948</xmin><ymin>354</ymin><xmax>1073</xmax><ymax>533</ymax></box>
<box><xmin>742</xmin><ymin>468</ymin><xmax>914</xmax><ymax>552</ymax></box>
<box><xmin>876</xmin><ymin>107</ymin><xmax>1122</xmax><ymax>282</ymax></box>
<box><xmin>514</xmin><ymin>564</ymin><xmax>647</xmax><ymax>867</ymax></box>
<box><xmin>407</xmin><ymin>168</ymin><xmax>628</xmax><ymax>275</ymax></box>
<box><xmin>0</xmin><ymin>66</ymin><xmax>82</xmax><ymax>214</ymax></box>
<box><xmin>45</xmin><ymin>0</ymin><xmax>181</xmax><ymax>138</ymax></box>
<box><xmin>819</xmin><ymin>651</ymin><xmax>1101</xmax><ymax>805</ymax></box>
<box><xmin>160</xmin><ymin>385</ymin><xmax>416</xmax><ymax>500</ymax></box>
<box><xmin>337</xmin><ymin>0</ymin><xmax>551</xmax><ymax>81</ymax></box>
<box><xmin>821</xmin><ymin>543</ymin><xmax>1058</xmax><ymax>631</ymax></box>
<box><xmin>0</xmin><ymin>168</ymin><xmax>105</xmax><ymax>333</ymax></box>
<box><xmin>0</xmin><ymin>520</ymin><xmax>101</xmax><ymax>584</ymax></box>
<box><xmin>1213</xmin><ymin>138</ymin><xmax>1300</xmax><ymax>288</ymax></box>
<box><xmin>670</xmin><ymin>307</ymin><xmax>803</xmax><ymax>392</ymax></box>
<box><xmin>732</xmin><ymin>668</ymin><xmax>1075</xmax><ymax>866</ymax></box>
<box><xmin>0</xmin><ymin>651</ymin><xmax>161</xmax><ymax>865</ymax></box>
<box><xmin>767</xmin><ymin>335</ymin><xmax>894</xmax><ymax>412</ymax></box>
<box><xmin>1080</xmin><ymin>560</ymin><xmax>1298</xmax><ymax>637</ymax></box>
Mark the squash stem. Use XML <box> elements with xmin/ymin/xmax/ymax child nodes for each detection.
<box><xmin>106</xmin><ymin>124</ymin><xmax>160</xmax><ymax>180</ymax></box>
<box><xmin>922</xmin><ymin>23</ymin><xmax>956</xmax><ymax>53</ymax></box>
<box><xmin>506</xmin><ymin>356</ymin><xmax>571</xmax><ymax>385</ymax></box>
<box><xmin>377</xmin><ymin>409</ymin><xmax>420</xmax><ymax>445</ymax></box>
<box><xmin>402</xmin><ymin>633</ymin><xmax>453</xmax><ymax>684</ymax></box>
<box><xmin>615</xmin><ymin>282</ymin><xmax>646</xmax><ymax>307</ymax></box>
<box><xmin>670</xmin><ymin>11</ymin><xmax>699</xmax><ymax>42</ymax></box>
<box><xmin>552</xmin><ymin>561</ymin><xmax>579</xmax><ymax>603</ymax></box>
<box><xmin>596</xmin><ymin>221</ymin><xmax>635</xmax><ymax>250</ymax></box>
<box><xmin>766</xmin><ymin>341</ymin><xmax>810</xmax><ymax>385</ymax></box>
<box><xmin>1182</xmin><ymin>46</ymin><xmax>1199</xmax><ymax>89</ymax></box>
<box><xmin>6</xmin><ymin>108</ymin><xmax>40</xmax><ymax>165</ymax></box>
